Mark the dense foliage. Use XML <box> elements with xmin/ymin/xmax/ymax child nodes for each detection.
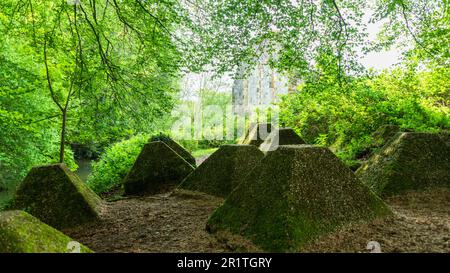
<box><xmin>279</xmin><ymin>66</ymin><xmax>449</xmax><ymax>165</ymax></box>
<box><xmin>0</xmin><ymin>0</ymin><xmax>182</xmax><ymax>195</ymax></box>
<box><xmin>86</xmin><ymin>134</ymin><xmax>150</xmax><ymax>195</ymax></box>
<box><xmin>0</xmin><ymin>0</ymin><xmax>448</xmax><ymax>205</ymax></box>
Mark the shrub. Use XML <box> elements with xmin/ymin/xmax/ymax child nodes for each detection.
<box><xmin>86</xmin><ymin>134</ymin><xmax>149</xmax><ymax>194</ymax></box>
<box><xmin>279</xmin><ymin>67</ymin><xmax>449</xmax><ymax>166</ymax></box>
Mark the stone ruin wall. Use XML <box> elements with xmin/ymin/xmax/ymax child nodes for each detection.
<box><xmin>232</xmin><ymin>59</ymin><xmax>291</xmax><ymax>115</ymax></box>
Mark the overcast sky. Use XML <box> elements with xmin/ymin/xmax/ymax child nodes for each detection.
<box><xmin>359</xmin><ymin>4</ymin><xmax>403</xmax><ymax>70</ymax></box>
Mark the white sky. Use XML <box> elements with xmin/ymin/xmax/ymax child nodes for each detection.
<box><xmin>359</xmin><ymin>6</ymin><xmax>403</xmax><ymax>70</ymax></box>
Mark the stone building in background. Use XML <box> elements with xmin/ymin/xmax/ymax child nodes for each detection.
<box><xmin>232</xmin><ymin>52</ymin><xmax>290</xmax><ymax>115</ymax></box>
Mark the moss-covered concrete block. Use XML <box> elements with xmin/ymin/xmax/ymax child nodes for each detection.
<box><xmin>438</xmin><ymin>131</ymin><xmax>450</xmax><ymax>147</ymax></box>
<box><xmin>207</xmin><ymin>145</ymin><xmax>391</xmax><ymax>252</ymax></box>
<box><xmin>162</xmin><ymin>139</ymin><xmax>197</xmax><ymax>167</ymax></box>
<box><xmin>260</xmin><ymin>128</ymin><xmax>305</xmax><ymax>152</ymax></box>
<box><xmin>356</xmin><ymin>132</ymin><xmax>450</xmax><ymax>196</ymax></box>
<box><xmin>241</xmin><ymin>123</ymin><xmax>276</xmax><ymax>147</ymax></box>
<box><xmin>149</xmin><ymin>135</ymin><xmax>196</xmax><ymax>167</ymax></box>
<box><xmin>0</xmin><ymin>210</ymin><xmax>92</xmax><ymax>253</ymax></box>
<box><xmin>123</xmin><ymin>141</ymin><xmax>195</xmax><ymax>195</ymax></box>
<box><xmin>179</xmin><ymin>145</ymin><xmax>265</xmax><ymax>197</ymax></box>
<box><xmin>11</xmin><ymin>164</ymin><xmax>102</xmax><ymax>229</ymax></box>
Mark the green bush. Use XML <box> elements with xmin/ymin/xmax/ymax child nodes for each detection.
<box><xmin>279</xmin><ymin>67</ymin><xmax>449</xmax><ymax>166</ymax></box>
<box><xmin>86</xmin><ymin>134</ymin><xmax>150</xmax><ymax>194</ymax></box>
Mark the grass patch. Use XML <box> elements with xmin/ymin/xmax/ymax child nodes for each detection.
<box><xmin>192</xmin><ymin>148</ymin><xmax>218</xmax><ymax>158</ymax></box>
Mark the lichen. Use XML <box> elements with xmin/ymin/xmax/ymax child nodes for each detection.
<box><xmin>356</xmin><ymin>132</ymin><xmax>450</xmax><ymax>196</ymax></box>
<box><xmin>10</xmin><ymin>164</ymin><xmax>102</xmax><ymax>229</ymax></box>
<box><xmin>123</xmin><ymin>141</ymin><xmax>195</xmax><ymax>195</ymax></box>
<box><xmin>0</xmin><ymin>210</ymin><xmax>92</xmax><ymax>253</ymax></box>
<box><xmin>207</xmin><ymin>145</ymin><xmax>391</xmax><ymax>252</ymax></box>
<box><xmin>179</xmin><ymin>145</ymin><xmax>264</xmax><ymax>197</ymax></box>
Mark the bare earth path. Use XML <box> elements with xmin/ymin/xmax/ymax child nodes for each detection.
<box><xmin>64</xmin><ymin>188</ymin><xmax>449</xmax><ymax>253</ymax></box>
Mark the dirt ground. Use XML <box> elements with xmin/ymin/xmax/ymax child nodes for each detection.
<box><xmin>63</xmin><ymin>188</ymin><xmax>449</xmax><ymax>253</ymax></box>
<box><xmin>302</xmin><ymin>188</ymin><xmax>449</xmax><ymax>253</ymax></box>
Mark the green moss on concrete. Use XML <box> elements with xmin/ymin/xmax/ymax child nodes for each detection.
<box><xmin>207</xmin><ymin>145</ymin><xmax>391</xmax><ymax>252</ymax></box>
<box><xmin>123</xmin><ymin>141</ymin><xmax>195</xmax><ymax>195</ymax></box>
<box><xmin>11</xmin><ymin>164</ymin><xmax>102</xmax><ymax>229</ymax></box>
<box><xmin>260</xmin><ymin>128</ymin><xmax>305</xmax><ymax>152</ymax></box>
<box><xmin>179</xmin><ymin>145</ymin><xmax>264</xmax><ymax>197</ymax></box>
<box><xmin>438</xmin><ymin>131</ymin><xmax>450</xmax><ymax>147</ymax></box>
<box><xmin>150</xmin><ymin>135</ymin><xmax>196</xmax><ymax>167</ymax></box>
<box><xmin>0</xmin><ymin>210</ymin><xmax>92</xmax><ymax>253</ymax></box>
<box><xmin>242</xmin><ymin>123</ymin><xmax>275</xmax><ymax>147</ymax></box>
<box><xmin>356</xmin><ymin>132</ymin><xmax>450</xmax><ymax>196</ymax></box>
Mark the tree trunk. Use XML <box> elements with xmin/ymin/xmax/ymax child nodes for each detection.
<box><xmin>59</xmin><ymin>110</ymin><xmax>67</xmax><ymax>163</ymax></box>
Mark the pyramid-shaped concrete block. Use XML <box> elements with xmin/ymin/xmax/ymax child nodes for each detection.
<box><xmin>356</xmin><ymin>132</ymin><xmax>450</xmax><ymax>196</ymax></box>
<box><xmin>0</xmin><ymin>210</ymin><xmax>92</xmax><ymax>253</ymax></box>
<box><xmin>438</xmin><ymin>131</ymin><xmax>450</xmax><ymax>147</ymax></box>
<box><xmin>149</xmin><ymin>136</ymin><xmax>196</xmax><ymax>167</ymax></box>
<box><xmin>11</xmin><ymin>164</ymin><xmax>102</xmax><ymax>229</ymax></box>
<box><xmin>207</xmin><ymin>145</ymin><xmax>391</xmax><ymax>252</ymax></box>
<box><xmin>241</xmin><ymin>123</ymin><xmax>276</xmax><ymax>147</ymax></box>
<box><xmin>162</xmin><ymin>138</ymin><xmax>196</xmax><ymax>167</ymax></box>
<box><xmin>179</xmin><ymin>145</ymin><xmax>265</xmax><ymax>197</ymax></box>
<box><xmin>123</xmin><ymin>141</ymin><xmax>195</xmax><ymax>195</ymax></box>
<box><xmin>260</xmin><ymin>127</ymin><xmax>306</xmax><ymax>152</ymax></box>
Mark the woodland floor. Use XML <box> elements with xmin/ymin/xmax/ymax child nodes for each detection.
<box><xmin>63</xmin><ymin>187</ymin><xmax>450</xmax><ymax>253</ymax></box>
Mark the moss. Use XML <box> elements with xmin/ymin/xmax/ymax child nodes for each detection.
<box><xmin>150</xmin><ymin>136</ymin><xmax>196</xmax><ymax>167</ymax></box>
<box><xmin>356</xmin><ymin>132</ymin><xmax>450</xmax><ymax>196</ymax></box>
<box><xmin>179</xmin><ymin>145</ymin><xmax>264</xmax><ymax>197</ymax></box>
<box><xmin>438</xmin><ymin>131</ymin><xmax>450</xmax><ymax>147</ymax></box>
<box><xmin>207</xmin><ymin>145</ymin><xmax>391</xmax><ymax>252</ymax></box>
<box><xmin>241</xmin><ymin>123</ymin><xmax>275</xmax><ymax>147</ymax></box>
<box><xmin>123</xmin><ymin>141</ymin><xmax>195</xmax><ymax>195</ymax></box>
<box><xmin>11</xmin><ymin>164</ymin><xmax>102</xmax><ymax>229</ymax></box>
<box><xmin>260</xmin><ymin>128</ymin><xmax>305</xmax><ymax>152</ymax></box>
<box><xmin>0</xmin><ymin>210</ymin><xmax>92</xmax><ymax>253</ymax></box>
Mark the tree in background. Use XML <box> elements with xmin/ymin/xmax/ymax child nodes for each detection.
<box><xmin>0</xmin><ymin>0</ymin><xmax>182</xmax><ymax>193</ymax></box>
<box><xmin>182</xmin><ymin>0</ymin><xmax>367</xmax><ymax>82</ymax></box>
<box><xmin>372</xmin><ymin>0</ymin><xmax>448</xmax><ymax>67</ymax></box>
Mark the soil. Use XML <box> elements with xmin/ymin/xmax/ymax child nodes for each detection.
<box><xmin>302</xmin><ymin>188</ymin><xmax>450</xmax><ymax>253</ymax></box>
<box><xmin>63</xmin><ymin>188</ymin><xmax>449</xmax><ymax>253</ymax></box>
